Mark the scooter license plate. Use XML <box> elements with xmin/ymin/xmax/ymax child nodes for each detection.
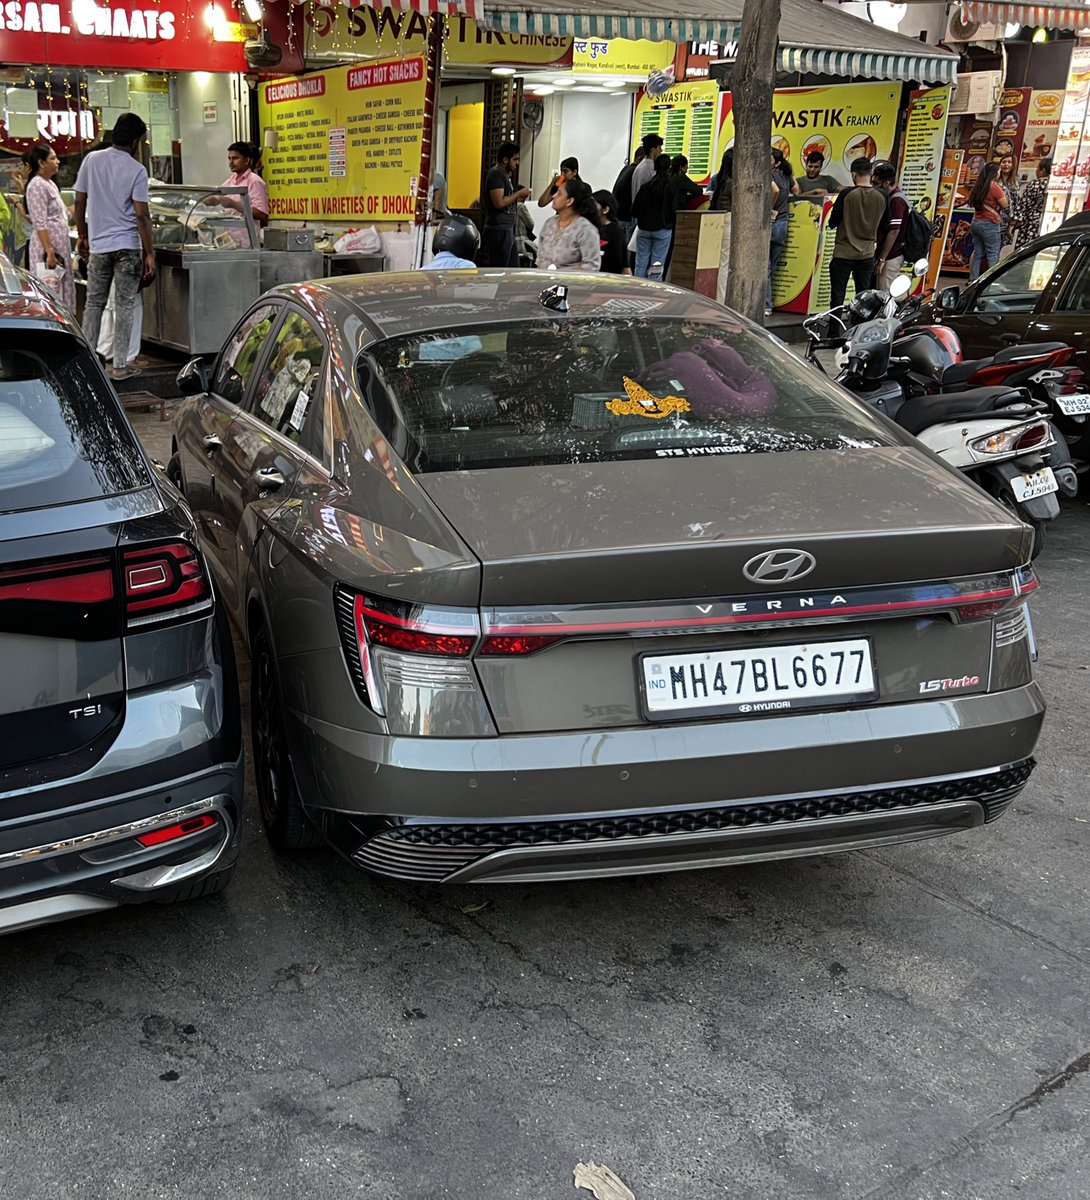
<box><xmin>1056</xmin><ymin>393</ymin><xmax>1090</xmax><ymax>416</ymax></box>
<box><xmin>1010</xmin><ymin>466</ymin><xmax>1058</xmax><ymax>502</ymax></box>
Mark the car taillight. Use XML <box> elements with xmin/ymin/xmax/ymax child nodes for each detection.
<box><xmin>136</xmin><ymin>812</ymin><xmax>217</xmax><ymax>847</ymax></box>
<box><xmin>477</xmin><ymin>634</ymin><xmax>563</xmax><ymax>655</ymax></box>
<box><xmin>0</xmin><ymin>554</ymin><xmax>114</xmax><ymax>604</ymax></box>
<box><xmin>123</xmin><ymin>541</ymin><xmax>209</xmax><ymax>621</ymax></box>
<box><xmin>353</xmin><ymin>594</ymin><xmax>479</xmax><ymax>657</ymax></box>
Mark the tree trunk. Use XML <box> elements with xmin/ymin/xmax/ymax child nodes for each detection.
<box><xmin>725</xmin><ymin>0</ymin><xmax>781</xmax><ymax>322</ymax></box>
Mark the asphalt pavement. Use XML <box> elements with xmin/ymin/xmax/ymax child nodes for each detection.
<box><xmin>1</xmin><ymin>408</ymin><xmax>1087</xmax><ymax>1199</ymax></box>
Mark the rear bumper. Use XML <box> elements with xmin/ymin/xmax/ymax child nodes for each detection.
<box><xmin>289</xmin><ymin>683</ymin><xmax>1045</xmax><ymax>881</ymax></box>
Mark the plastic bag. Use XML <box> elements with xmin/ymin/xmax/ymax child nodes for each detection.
<box><xmin>34</xmin><ymin>261</ymin><xmax>66</xmax><ymax>298</ymax></box>
<box><xmin>333</xmin><ymin>226</ymin><xmax>382</xmax><ymax>254</ymax></box>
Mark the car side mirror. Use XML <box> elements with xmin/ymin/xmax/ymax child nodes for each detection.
<box><xmin>938</xmin><ymin>286</ymin><xmax>962</xmax><ymax>313</ymax></box>
<box><xmin>177</xmin><ymin>357</ymin><xmax>210</xmax><ymax>395</ymax></box>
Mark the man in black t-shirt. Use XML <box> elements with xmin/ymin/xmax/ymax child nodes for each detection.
<box><xmin>482</xmin><ymin>141</ymin><xmax>532</xmax><ymax>267</ymax></box>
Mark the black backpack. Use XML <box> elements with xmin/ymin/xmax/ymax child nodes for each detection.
<box><xmin>901</xmin><ymin>198</ymin><xmax>932</xmax><ymax>261</ymax></box>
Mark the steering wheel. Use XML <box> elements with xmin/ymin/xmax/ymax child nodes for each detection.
<box><xmin>569</xmin><ymin>340</ymin><xmax>610</xmax><ymax>377</ymax></box>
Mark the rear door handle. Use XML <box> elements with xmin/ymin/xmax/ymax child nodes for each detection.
<box><xmin>253</xmin><ymin>466</ymin><xmax>286</xmax><ymax>491</ymax></box>
<box><xmin>203</xmin><ymin>433</ymin><xmax>223</xmax><ymax>449</ymax></box>
<box><xmin>999</xmin><ymin>333</ymin><xmax>1021</xmax><ymax>344</ymax></box>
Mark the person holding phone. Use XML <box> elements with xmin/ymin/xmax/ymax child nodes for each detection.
<box><xmin>74</xmin><ymin>112</ymin><xmax>155</xmax><ymax>381</ymax></box>
<box><xmin>537</xmin><ymin>157</ymin><xmax>579</xmax><ymax>208</ymax></box>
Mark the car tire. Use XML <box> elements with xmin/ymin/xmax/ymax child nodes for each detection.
<box><xmin>152</xmin><ymin>861</ymin><xmax>236</xmax><ymax>904</ymax></box>
<box><xmin>251</xmin><ymin>627</ymin><xmax>323</xmax><ymax>851</ymax></box>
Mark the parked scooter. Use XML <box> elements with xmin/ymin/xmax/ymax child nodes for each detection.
<box><xmin>894</xmin><ymin>290</ymin><xmax>1089</xmax><ymax>475</ymax></box>
<box><xmin>804</xmin><ymin>271</ymin><xmax>1061</xmax><ymax>556</ymax></box>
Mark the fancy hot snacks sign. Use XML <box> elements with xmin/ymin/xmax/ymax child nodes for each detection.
<box><xmin>719</xmin><ymin>83</ymin><xmax>901</xmax><ymax>187</ymax></box>
<box><xmin>0</xmin><ymin>0</ymin><xmax>246</xmax><ymax>70</ymax></box>
<box><xmin>261</xmin><ymin>58</ymin><xmax>427</xmax><ymax>222</ymax></box>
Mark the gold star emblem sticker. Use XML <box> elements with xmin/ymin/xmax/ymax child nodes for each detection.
<box><xmin>605</xmin><ymin>377</ymin><xmax>691</xmax><ymax>420</ymax></box>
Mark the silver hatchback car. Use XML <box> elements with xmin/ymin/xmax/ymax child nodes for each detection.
<box><xmin>172</xmin><ymin>270</ymin><xmax>1044</xmax><ymax>884</ymax></box>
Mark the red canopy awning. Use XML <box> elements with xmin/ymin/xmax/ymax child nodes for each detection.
<box><xmin>962</xmin><ymin>2</ymin><xmax>1090</xmax><ymax>29</ymax></box>
<box><xmin>288</xmin><ymin>0</ymin><xmax>478</xmax><ymax>16</ymax></box>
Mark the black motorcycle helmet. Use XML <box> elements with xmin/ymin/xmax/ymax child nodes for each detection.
<box><xmin>849</xmin><ymin>289</ymin><xmax>885</xmax><ymax>322</ymax></box>
<box><xmin>432</xmin><ymin>214</ymin><xmax>480</xmax><ymax>262</ymax></box>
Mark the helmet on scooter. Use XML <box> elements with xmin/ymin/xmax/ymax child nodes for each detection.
<box><xmin>849</xmin><ymin>290</ymin><xmax>885</xmax><ymax>322</ymax></box>
<box><xmin>432</xmin><ymin>214</ymin><xmax>480</xmax><ymax>262</ymax></box>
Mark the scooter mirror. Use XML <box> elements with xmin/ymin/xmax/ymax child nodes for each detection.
<box><xmin>913</xmin><ymin>257</ymin><xmax>929</xmax><ymax>277</ymax></box>
<box><xmin>888</xmin><ymin>274</ymin><xmax>912</xmax><ymax>301</ymax></box>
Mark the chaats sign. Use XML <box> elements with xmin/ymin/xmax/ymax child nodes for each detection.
<box><xmin>0</xmin><ymin>0</ymin><xmax>247</xmax><ymax>71</ymax></box>
<box><xmin>260</xmin><ymin>56</ymin><xmax>427</xmax><ymax>221</ymax></box>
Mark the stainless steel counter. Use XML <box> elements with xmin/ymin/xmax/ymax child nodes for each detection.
<box><xmin>143</xmin><ymin>248</ymin><xmax>260</xmax><ymax>357</ymax></box>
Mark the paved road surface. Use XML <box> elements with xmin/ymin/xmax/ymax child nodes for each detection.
<box><xmin>2</xmin><ymin>408</ymin><xmax>1087</xmax><ymax>1198</ymax></box>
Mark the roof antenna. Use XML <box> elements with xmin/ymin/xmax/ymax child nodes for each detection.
<box><xmin>538</xmin><ymin>283</ymin><xmax>569</xmax><ymax>313</ymax></box>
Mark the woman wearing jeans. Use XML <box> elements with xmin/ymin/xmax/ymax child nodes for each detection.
<box><xmin>632</xmin><ymin>155</ymin><xmax>676</xmax><ymax>278</ymax></box>
<box><xmin>968</xmin><ymin>161</ymin><xmax>1007</xmax><ymax>281</ymax></box>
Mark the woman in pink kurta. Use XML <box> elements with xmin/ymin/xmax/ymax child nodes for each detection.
<box><xmin>25</xmin><ymin>144</ymin><xmax>75</xmax><ymax>311</ymax></box>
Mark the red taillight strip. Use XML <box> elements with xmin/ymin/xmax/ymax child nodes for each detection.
<box><xmin>136</xmin><ymin>813</ymin><xmax>217</xmax><ymax>847</ymax></box>
<box><xmin>483</xmin><ymin>587</ymin><xmax>1022</xmax><ymax>639</ymax></box>
<box><xmin>353</xmin><ymin>598</ymin><xmax>479</xmax><ymax>637</ymax></box>
<box><xmin>0</xmin><ymin>555</ymin><xmax>114</xmax><ymax>605</ymax></box>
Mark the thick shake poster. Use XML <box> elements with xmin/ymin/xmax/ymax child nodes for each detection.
<box><xmin>1020</xmin><ymin>89</ymin><xmax>1063</xmax><ymax>183</ymax></box>
<box><xmin>1042</xmin><ymin>45</ymin><xmax>1090</xmax><ymax>233</ymax></box>
<box><xmin>933</xmin><ymin>149</ymin><xmax>965</xmax><ymax>284</ymax></box>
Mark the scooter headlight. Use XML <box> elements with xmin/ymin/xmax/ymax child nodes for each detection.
<box><xmin>968</xmin><ymin>420</ymin><xmax>1053</xmax><ymax>457</ymax></box>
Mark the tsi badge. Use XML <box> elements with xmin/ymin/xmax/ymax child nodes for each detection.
<box><xmin>69</xmin><ymin>703</ymin><xmax>103</xmax><ymax>719</ymax></box>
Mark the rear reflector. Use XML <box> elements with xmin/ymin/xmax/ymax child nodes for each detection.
<box><xmin>478</xmin><ymin>634</ymin><xmax>562</xmax><ymax>656</ymax></box>
<box><xmin>136</xmin><ymin>813</ymin><xmax>217</xmax><ymax>847</ymax></box>
<box><xmin>123</xmin><ymin>542</ymin><xmax>209</xmax><ymax>619</ymax></box>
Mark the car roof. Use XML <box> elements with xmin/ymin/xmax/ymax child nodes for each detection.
<box><xmin>0</xmin><ymin>255</ymin><xmax>83</xmax><ymax>333</ymax></box>
<box><xmin>263</xmin><ymin>270</ymin><xmax>738</xmax><ymax>345</ymax></box>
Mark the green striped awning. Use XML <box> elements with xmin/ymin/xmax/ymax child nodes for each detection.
<box><xmin>480</xmin><ymin>0</ymin><xmax>959</xmax><ymax>84</ymax></box>
<box><xmin>778</xmin><ymin>47</ymin><xmax>959</xmax><ymax>85</ymax></box>
<box><xmin>962</xmin><ymin>2</ymin><xmax>1090</xmax><ymax>29</ymax></box>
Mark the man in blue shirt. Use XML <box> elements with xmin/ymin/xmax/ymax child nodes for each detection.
<box><xmin>74</xmin><ymin>113</ymin><xmax>155</xmax><ymax>381</ymax></box>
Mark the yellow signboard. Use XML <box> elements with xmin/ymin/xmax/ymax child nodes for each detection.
<box><xmin>259</xmin><ymin>57</ymin><xmax>426</xmax><ymax>222</ymax></box>
<box><xmin>634</xmin><ymin>80</ymin><xmax>721</xmax><ymax>185</ymax></box>
<box><xmin>572</xmin><ymin>38</ymin><xmax>675</xmax><ymax>76</ymax></box>
<box><xmin>303</xmin><ymin>9</ymin><xmax>571</xmax><ymax>68</ymax></box>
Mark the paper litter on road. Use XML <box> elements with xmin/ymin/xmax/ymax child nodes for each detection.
<box><xmin>573</xmin><ymin>1160</ymin><xmax>635</xmax><ymax>1200</ymax></box>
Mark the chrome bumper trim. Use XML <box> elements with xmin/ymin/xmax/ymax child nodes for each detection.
<box><xmin>0</xmin><ymin>797</ymin><xmax>227</xmax><ymax>870</ymax></box>
<box><xmin>0</xmin><ymin>894</ymin><xmax>118</xmax><ymax>936</ymax></box>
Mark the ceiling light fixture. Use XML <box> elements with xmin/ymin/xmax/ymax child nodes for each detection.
<box><xmin>1032</xmin><ymin>25</ymin><xmax>1048</xmax><ymax>41</ymax></box>
<box><xmin>491</xmin><ymin>66</ymin><xmax>518</xmax><ymax>76</ymax></box>
<box><xmin>551</xmin><ymin>77</ymin><xmax>577</xmax><ymax>87</ymax></box>
<box><xmin>241</xmin><ymin>0</ymin><xmax>263</xmax><ymax>21</ymax></box>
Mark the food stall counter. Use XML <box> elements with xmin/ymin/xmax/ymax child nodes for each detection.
<box><xmin>144</xmin><ymin>184</ymin><xmax>260</xmax><ymax>356</ymax></box>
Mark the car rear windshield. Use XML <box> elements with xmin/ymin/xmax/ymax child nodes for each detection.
<box><xmin>0</xmin><ymin>330</ymin><xmax>150</xmax><ymax>513</ymax></box>
<box><xmin>357</xmin><ymin>316</ymin><xmax>895</xmax><ymax>474</ymax></box>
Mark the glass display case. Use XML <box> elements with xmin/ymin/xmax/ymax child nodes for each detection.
<box><xmin>143</xmin><ymin>183</ymin><xmax>260</xmax><ymax>355</ymax></box>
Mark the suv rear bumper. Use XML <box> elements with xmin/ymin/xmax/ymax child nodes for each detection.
<box><xmin>287</xmin><ymin>683</ymin><xmax>1045</xmax><ymax>882</ymax></box>
<box><xmin>0</xmin><ymin>762</ymin><xmax>243</xmax><ymax>935</ymax></box>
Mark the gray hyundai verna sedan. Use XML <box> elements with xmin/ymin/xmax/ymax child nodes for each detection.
<box><xmin>0</xmin><ymin>263</ymin><xmax>243</xmax><ymax>935</ymax></box>
<box><xmin>172</xmin><ymin>270</ymin><xmax>1044</xmax><ymax>884</ymax></box>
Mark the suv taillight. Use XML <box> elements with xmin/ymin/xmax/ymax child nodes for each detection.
<box><xmin>123</xmin><ymin>542</ymin><xmax>209</xmax><ymax>623</ymax></box>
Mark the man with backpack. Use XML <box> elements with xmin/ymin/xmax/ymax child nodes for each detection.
<box><xmin>872</xmin><ymin>160</ymin><xmax>910</xmax><ymax>290</ymax></box>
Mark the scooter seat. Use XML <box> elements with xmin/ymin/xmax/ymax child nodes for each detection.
<box><xmin>939</xmin><ymin>359</ymin><xmax>987</xmax><ymax>388</ymax></box>
<box><xmin>991</xmin><ymin>341</ymin><xmax>1068</xmax><ymax>364</ymax></box>
<box><xmin>896</xmin><ymin>387</ymin><xmax>1032</xmax><ymax>436</ymax></box>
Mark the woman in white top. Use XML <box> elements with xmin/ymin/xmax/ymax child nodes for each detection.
<box><xmin>24</xmin><ymin>144</ymin><xmax>75</xmax><ymax>310</ymax></box>
<box><xmin>537</xmin><ymin>178</ymin><xmax>602</xmax><ymax>271</ymax></box>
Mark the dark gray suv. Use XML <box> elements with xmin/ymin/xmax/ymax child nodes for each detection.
<box><xmin>0</xmin><ymin>261</ymin><xmax>243</xmax><ymax>935</ymax></box>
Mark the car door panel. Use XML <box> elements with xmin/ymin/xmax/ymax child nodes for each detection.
<box><xmin>1027</xmin><ymin>245</ymin><xmax>1090</xmax><ymax>369</ymax></box>
<box><xmin>212</xmin><ymin>307</ymin><xmax>328</xmax><ymax>619</ymax></box>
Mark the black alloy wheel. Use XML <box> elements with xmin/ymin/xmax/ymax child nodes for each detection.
<box><xmin>251</xmin><ymin>627</ymin><xmax>323</xmax><ymax>850</ymax></box>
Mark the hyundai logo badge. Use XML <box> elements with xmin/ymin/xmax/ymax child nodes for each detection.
<box><xmin>742</xmin><ymin>548</ymin><xmax>817</xmax><ymax>585</ymax></box>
